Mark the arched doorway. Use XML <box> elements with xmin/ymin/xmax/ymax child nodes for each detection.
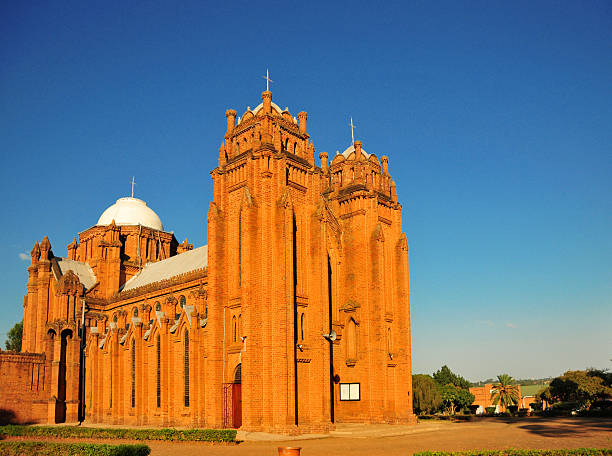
<box><xmin>55</xmin><ymin>329</ymin><xmax>72</xmax><ymax>423</ymax></box>
<box><xmin>232</xmin><ymin>364</ymin><xmax>242</xmax><ymax>428</ymax></box>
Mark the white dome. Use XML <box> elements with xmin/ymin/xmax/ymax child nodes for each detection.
<box><xmin>97</xmin><ymin>197</ymin><xmax>163</xmax><ymax>231</ymax></box>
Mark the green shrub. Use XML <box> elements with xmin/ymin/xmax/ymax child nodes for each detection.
<box><xmin>414</xmin><ymin>450</ymin><xmax>612</xmax><ymax>456</ymax></box>
<box><xmin>0</xmin><ymin>441</ymin><xmax>150</xmax><ymax>456</ymax></box>
<box><xmin>0</xmin><ymin>425</ymin><xmax>236</xmax><ymax>442</ymax></box>
<box><xmin>485</xmin><ymin>406</ymin><xmax>496</xmax><ymax>414</ymax></box>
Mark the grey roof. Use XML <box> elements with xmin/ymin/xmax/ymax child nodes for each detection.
<box><xmin>56</xmin><ymin>258</ymin><xmax>97</xmax><ymax>290</ymax></box>
<box><xmin>121</xmin><ymin>245</ymin><xmax>208</xmax><ymax>292</ymax></box>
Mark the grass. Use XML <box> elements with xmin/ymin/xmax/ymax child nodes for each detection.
<box><xmin>0</xmin><ymin>441</ymin><xmax>151</xmax><ymax>455</ymax></box>
<box><xmin>0</xmin><ymin>424</ymin><xmax>236</xmax><ymax>442</ymax></box>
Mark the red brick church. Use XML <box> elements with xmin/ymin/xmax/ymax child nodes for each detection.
<box><xmin>0</xmin><ymin>89</ymin><xmax>416</xmax><ymax>433</ymax></box>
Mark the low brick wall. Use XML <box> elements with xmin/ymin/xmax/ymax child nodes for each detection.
<box><xmin>0</xmin><ymin>351</ymin><xmax>50</xmax><ymax>424</ymax></box>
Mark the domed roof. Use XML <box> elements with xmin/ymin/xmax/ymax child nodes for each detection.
<box><xmin>97</xmin><ymin>197</ymin><xmax>163</xmax><ymax>231</ymax></box>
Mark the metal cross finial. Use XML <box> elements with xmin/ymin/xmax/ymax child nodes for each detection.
<box><xmin>262</xmin><ymin>69</ymin><xmax>273</xmax><ymax>91</ymax></box>
<box><xmin>349</xmin><ymin>117</ymin><xmax>356</xmax><ymax>144</ymax></box>
<box><xmin>131</xmin><ymin>176</ymin><xmax>136</xmax><ymax>198</ymax></box>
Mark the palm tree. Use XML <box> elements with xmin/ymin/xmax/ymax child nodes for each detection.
<box><xmin>490</xmin><ymin>374</ymin><xmax>520</xmax><ymax>412</ymax></box>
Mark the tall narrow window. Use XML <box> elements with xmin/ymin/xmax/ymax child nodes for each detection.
<box><xmin>347</xmin><ymin>318</ymin><xmax>357</xmax><ymax>360</ymax></box>
<box><xmin>184</xmin><ymin>331</ymin><xmax>190</xmax><ymax>407</ymax></box>
<box><xmin>300</xmin><ymin>313</ymin><xmax>305</xmax><ymax>341</ymax></box>
<box><xmin>109</xmin><ymin>349</ymin><xmax>113</xmax><ymax>409</ymax></box>
<box><xmin>179</xmin><ymin>296</ymin><xmax>186</xmax><ymax>309</ymax></box>
<box><xmin>232</xmin><ymin>316</ymin><xmax>237</xmax><ymax>342</ymax></box>
<box><xmin>155</xmin><ymin>302</ymin><xmax>161</xmax><ymax>312</ymax></box>
<box><xmin>131</xmin><ymin>338</ymin><xmax>136</xmax><ymax>408</ymax></box>
<box><xmin>238</xmin><ymin>213</ymin><xmax>242</xmax><ymax>286</ymax></box>
<box><xmin>156</xmin><ymin>334</ymin><xmax>161</xmax><ymax>408</ymax></box>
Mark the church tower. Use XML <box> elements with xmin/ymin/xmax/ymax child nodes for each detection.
<box><xmin>208</xmin><ymin>90</ymin><xmax>415</xmax><ymax>433</ymax></box>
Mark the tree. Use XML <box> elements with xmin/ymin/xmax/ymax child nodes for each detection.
<box><xmin>5</xmin><ymin>320</ymin><xmax>23</xmax><ymax>352</ymax></box>
<box><xmin>432</xmin><ymin>365</ymin><xmax>471</xmax><ymax>390</ymax></box>
<box><xmin>490</xmin><ymin>374</ymin><xmax>520</xmax><ymax>412</ymax></box>
<box><xmin>440</xmin><ymin>383</ymin><xmax>475</xmax><ymax>415</ymax></box>
<box><xmin>537</xmin><ymin>386</ymin><xmax>553</xmax><ymax>405</ymax></box>
<box><xmin>549</xmin><ymin>370</ymin><xmax>612</xmax><ymax>408</ymax></box>
<box><xmin>412</xmin><ymin>374</ymin><xmax>442</xmax><ymax>414</ymax></box>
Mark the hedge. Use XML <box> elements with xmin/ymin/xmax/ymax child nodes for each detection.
<box><xmin>0</xmin><ymin>441</ymin><xmax>150</xmax><ymax>456</ymax></box>
<box><xmin>0</xmin><ymin>425</ymin><xmax>236</xmax><ymax>442</ymax></box>
<box><xmin>414</xmin><ymin>450</ymin><xmax>612</xmax><ymax>456</ymax></box>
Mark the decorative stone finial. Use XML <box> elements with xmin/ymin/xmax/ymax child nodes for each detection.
<box><xmin>225</xmin><ymin>109</ymin><xmax>237</xmax><ymax>134</ymax></box>
<box><xmin>30</xmin><ymin>241</ymin><xmax>40</xmax><ymax>263</ymax></box>
<box><xmin>262</xmin><ymin>91</ymin><xmax>272</xmax><ymax>114</ymax></box>
<box><xmin>381</xmin><ymin>155</ymin><xmax>389</xmax><ymax>175</ymax></box>
<box><xmin>298</xmin><ymin>111</ymin><xmax>308</xmax><ymax>134</ymax></box>
<box><xmin>354</xmin><ymin>141</ymin><xmax>363</xmax><ymax>160</ymax></box>
<box><xmin>319</xmin><ymin>152</ymin><xmax>328</xmax><ymax>172</ymax></box>
<box><xmin>39</xmin><ymin>236</ymin><xmax>51</xmax><ymax>260</ymax></box>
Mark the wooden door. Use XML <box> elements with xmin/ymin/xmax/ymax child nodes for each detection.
<box><xmin>232</xmin><ymin>383</ymin><xmax>242</xmax><ymax>428</ymax></box>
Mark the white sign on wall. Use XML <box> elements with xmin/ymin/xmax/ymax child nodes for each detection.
<box><xmin>339</xmin><ymin>383</ymin><xmax>360</xmax><ymax>401</ymax></box>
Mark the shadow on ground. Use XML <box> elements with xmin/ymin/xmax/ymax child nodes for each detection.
<box><xmin>499</xmin><ymin>417</ymin><xmax>612</xmax><ymax>438</ymax></box>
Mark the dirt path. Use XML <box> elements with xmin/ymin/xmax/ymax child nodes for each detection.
<box><xmin>147</xmin><ymin>417</ymin><xmax>612</xmax><ymax>456</ymax></box>
<box><xmin>5</xmin><ymin>417</ymin><xmax>612</xmax><ymax>455</ymax></box>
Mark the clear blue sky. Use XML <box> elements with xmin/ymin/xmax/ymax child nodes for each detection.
<box><xmin>1</xmin><ymin>0</ymin><xmax>610</xmax><ymax>381</ymax></box>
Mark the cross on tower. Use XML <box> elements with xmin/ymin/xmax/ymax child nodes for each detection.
<box><xmin>349</xmin><ymin>117</ymin><xmax>356</xmax><ymax>144</ymax></box>
<box><xmin>131</xmin><ymin>176</ymin><xmax>136</xmax><ymax>198</ymax></box>
<box><xmin>262</xmin><ymin>69</ymin><xmax>273</xmax><ymax>91</ymax></box>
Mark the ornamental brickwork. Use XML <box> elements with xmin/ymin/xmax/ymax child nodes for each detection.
<box><xmin>3</xmin><ymin>90</ymin><xmax>415</xmax><ymax>433</ymax></box>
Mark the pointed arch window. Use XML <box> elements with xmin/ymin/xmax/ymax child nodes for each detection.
<box><xmin>300</xmin><ymin>313</ymin><xmax>305</xmax><ymax>341</ymax></box>
<box><xmin>131</xmin><ymin>338</ymin><xmax>136</xmax><ymax>408</ymax></box>
<box><xmin>156</xmin><ymin>334</ymin><xmax>161</xmax><ymax>408</ymax></box>
<box><xmin>347</xmin><ymin>318</ymin><xmax>357</xmax><ymax>360</ymax></box>
<box><xmin>155</xmin><ymin>302</ymin><xmax>161</xmax><ymax>312</ymax></box>
<box><xmin>184</xmin><ymin>330</ymin><xmax>190</xmax><ymax>407</ymax></box>
<box><xmin>133</xmin><ymin>307</ymin><xmax>138</xmax><ymax>318</ymax></box>
<box><xmin>179</xmin><ymin>295</ymin><xmax>186</xmax><ymax>309</ymax></box>
<box><xmin>232</xmin><ymin>316</ymin><xmax>237</xmax><ymax>342</ymax></box>
<box><xmin>109</xmin><ymin>345</ymin><xmax>113</xmax><ymax>409</ymax></box>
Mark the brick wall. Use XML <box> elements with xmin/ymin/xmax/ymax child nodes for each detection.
<box><xmin>0</xmin><ymin>351</ymin><xmax>50</xmax><ymax>424</ymax></box>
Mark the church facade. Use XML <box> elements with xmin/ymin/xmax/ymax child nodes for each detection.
<box><xmin>3</xmin><ymin>90</ymin><xmax>415</xmax><ymax>433</ymax></box>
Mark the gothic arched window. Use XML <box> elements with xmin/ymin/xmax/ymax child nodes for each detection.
<box><xmin>179</xmin><ymin>295</ymin><xmax>186</xmax><ymax>309</ymax></box>
<box><xmin>155</xmin><ymin>302</ymin><xmax>161</xmax><ymax>312</ymax></box>
<box><xmin>156</xmin><ymin>334</ymin><xmax>161</xmax><ymax>408</ymax></box>
<box><xmin>300</xmin><ymin>313</ymin><xmax>305</xmax><ymax>341</ymax></box>
<box><xmin>133</xmin><ymin>307</ymin><xmax>138</xmax><ymax>318</ymax></box>
<box><xmin>347</xmin><ymin>318</ymin><xmax>357</xmax><ymax>360</ymax></box>
<box><xmin>131</xmin><ymin>338</ymin><xmax>136</xmax><ymax>408</ymax></box>
<box><xmin>184</xmin><ymin>330</ymin><xmax>190</xmax><ymax>407</ymax></box>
